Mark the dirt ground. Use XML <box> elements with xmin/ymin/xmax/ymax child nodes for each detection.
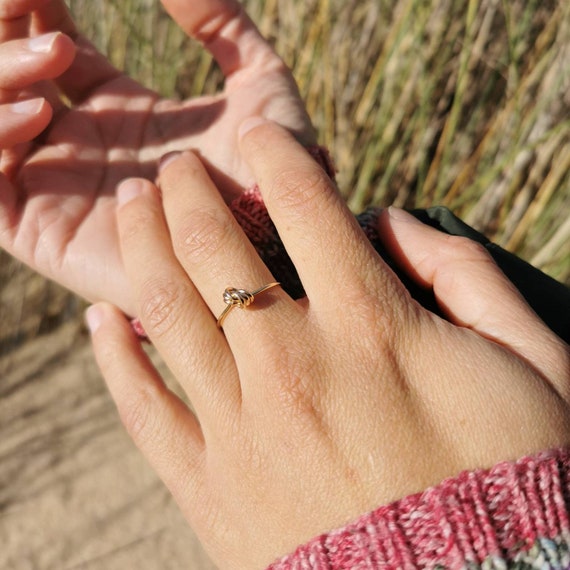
<box><xmin>0</xmin><ymin>260</ymin><xmax>217</xmax><ymax>570</ymax></box>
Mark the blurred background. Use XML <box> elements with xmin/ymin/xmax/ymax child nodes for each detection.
<box><xmin>1</xmin><ymin>0</ymin><xmax>569</xmax><ymax>363</ymax></box>
<box><xmin>0</xmin><ymin>1</ymin><xmax>569</xmax><ymax>567</ymax></box>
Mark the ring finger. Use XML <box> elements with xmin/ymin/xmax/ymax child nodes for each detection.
<box><xmin>116</xmin><ymin>177</ymin><xmax>241</xmax><ymax>426</ymax></box>
<box><xmin>158</xmin><ymin>151</ymin><xmax>300</xmax><ymax>359</ymax></box>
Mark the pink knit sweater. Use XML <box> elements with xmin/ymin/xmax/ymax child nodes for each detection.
<box><xmin>266</xmin><ymin>448</ymin><xmax>570</xmax><ymax>569</ymax></box>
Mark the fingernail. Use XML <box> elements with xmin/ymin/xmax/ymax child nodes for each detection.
<box><xmin>117</xmin><ymin>179</ymin><xmax>145</xmax><ymax>206</ymax></box>
<box><xmin>238</xmin><ymin>117</ymin><xmax>269</xmax><ymax>140</ymax></box>
<box><xmin>388</xmin><ymin>206</ymin><xmax>422</xmax><ymax>225</ymax></box>
<box><xmin>10</xmin><ymin>98</ymin><xmax>44</xmax><ymax>115</ymax></box>
<box><xmin>28</xmin><ymin>32</ymin><xmax>59</xmax><ymax>53</ymax></box>
<box><xmin>85</xmin><ymin>305</ymin><xmax>103</xmax><ymax>334</ymax></box>
<box><xmin>158</xmin><ymin>151</ymin><xmax>182</xmax><ymax>174</ymax></box>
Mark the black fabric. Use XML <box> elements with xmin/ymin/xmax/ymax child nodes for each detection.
<box><xmin>407</xmin><ymin>207</ymin><xmax>570</xmax><ymax>344</ymax></box>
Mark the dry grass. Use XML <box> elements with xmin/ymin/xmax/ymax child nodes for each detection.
<box><xmin>1</xmin><ymin>0</ymin><xmax>569</xmax><ymax>354</ymax></box>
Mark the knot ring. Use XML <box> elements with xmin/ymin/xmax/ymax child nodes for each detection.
<box><xmin>216</xmin><ymin>282</ymin><xmax>281</xmax><ymax>328</ymax></box>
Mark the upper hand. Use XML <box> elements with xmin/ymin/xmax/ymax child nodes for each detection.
<box><xmin>88</xmin><ymin>120</ymin><xmax>570</xmax><ymax>569</ymax></box>
<box><xmin>0</xmin><ymin>0</ymin><xmax>313</xmax><ymax>314</ymax></box>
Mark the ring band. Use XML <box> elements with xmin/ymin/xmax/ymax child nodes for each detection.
<box><xmin>216</xmin><ymin>282</ymin><xmax>281</xmax><ymax>328</ymax></box>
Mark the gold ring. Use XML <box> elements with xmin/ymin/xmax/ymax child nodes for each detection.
<box><xmin>216</xmin><ymin>282</ymin><xmax>281</xmax><ymax>328</ymax></box>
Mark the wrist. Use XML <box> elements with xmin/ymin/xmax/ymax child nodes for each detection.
<box><xmin>268</xmin><ymin>447</ymin><xmax>570</xmax><ymax>569</ymax></box>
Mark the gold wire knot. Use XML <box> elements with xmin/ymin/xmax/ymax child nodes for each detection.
<box><xmin>223</xmin><ymin>288</ymin><xmax>255</xmax><ymax>309</ymax></box>
<box><xmin>216</xmin><ymin>282</ymin><xmax>280</xmax><ymax>328</ymax></box>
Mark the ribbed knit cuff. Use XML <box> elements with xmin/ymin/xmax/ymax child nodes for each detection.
<box><xmin>267</xmin><ymin>448</ymin><xmax>570</xmax><ymax>569</ymax></box>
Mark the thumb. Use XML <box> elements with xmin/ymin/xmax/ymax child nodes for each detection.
<box><xmin>160</xmin><ymin>0</ymin><xmax>275</xmax><ymax>77</ymax></box>
<box><xmin>378</xmin><ymin>207</ymin><xmax>570</xmax><ymax>393</ymax></box>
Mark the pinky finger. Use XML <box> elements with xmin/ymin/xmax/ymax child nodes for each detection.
<box><xmin>87</xmin><ymin>302</ymin><xmax>205</xmax><ymax>502</ymax></box>
<box><xmin>1</xmin><ymin>97</ymin><xmax>51</xmax><ymax>146</ymax></box>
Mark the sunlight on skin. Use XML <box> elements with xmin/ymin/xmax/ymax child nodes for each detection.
<box><xmin>0</xmin><ymin>0</ymin><xmax>314</xmax><ymax>315</ymax></box>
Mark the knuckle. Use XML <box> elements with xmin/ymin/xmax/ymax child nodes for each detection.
<box><xmin>138</xmin><ymin>278</ymin><xmax>183</xmax><ymax>338</ymax></box>
<box><xmin>442</xmin><ymin>235</ymin><xmax>490</xmax><ymax>263</ymax></box>
<box><xmin>173</xmin><ymin>207</ymin><xmax>235</xmax><ymax>266</ymax></box>
<box><xmin>338</xmin><ymin>277</ymin><xmax>399</xmax><ymax>334</ymax></box>
<box><xmin>261</xmin><ymin>339</ymin><xmax>321</xmax><ymax>418</ymax></box>
<box><xmin>270</xmin><ymin>168</ymin><xmax>333</xmax><ymax>219</ymax></box>
<box><xmin>119</xmin><ymin>205</ymin><xmax>154</xmax><ymax>245</ymax></box>
<box><xmin>327</xmin><ymin>269</ymin><xmax>420</xmax><ymax>359</ymax></box>
<box><xmin>434</xmin><ymin>236</ymin><xmax>496</xmax><ymax>295</ymax></box>
<box><xmin>117</xmin><ymin>384</ymin><xmax>159</xmax><ymax>445</ymax></box>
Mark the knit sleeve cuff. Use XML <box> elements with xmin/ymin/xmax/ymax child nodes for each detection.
<box><xmin>267</xmin><ymin>447</ymin><xmax>570</xmax><ymax>569</ymax></box>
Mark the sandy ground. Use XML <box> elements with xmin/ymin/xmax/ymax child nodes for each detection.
<box><xmin>0</xmin><ymin>308</ymin><xmax>217</xmax><ymax>569</ymax></box>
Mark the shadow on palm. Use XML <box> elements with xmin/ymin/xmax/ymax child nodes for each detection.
<box><xmin>3</xmin><ymin>23</ymin><xmax>313</xmax><ymax>315</ymax></box>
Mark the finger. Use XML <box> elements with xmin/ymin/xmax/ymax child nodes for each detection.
<box><xmin>0</xmin><ymin>168</ymin><xmax>19</xmax><ymax>239</ymax></box>
<box><xmin>0</xmin><ymin>32</ymin><xmax>75</xmax><ymax>93</ymax></box>
<box><xmin>0</xmin><ymin>31</ymin><xmax>75</xmax><ymax>114</ymax></box>
<box><xmin>86</xmin><ymin>302</ymin><xmax>205</xmax><ymax>505</ymax></box>
<box><xmin>31</xmin><ymin>0</ymin><xmax>123</xmax><ymax>103</ymax></box>
<box><xmin>0</xmin><ymin>0</ymin><xmax>50</xmax><ymax>21</ymax></box>
<box><xmin>163</xmin><ymin>0</ymin><xmax>316</xmax><ymax>147</ymax></box>
<box><xmin>0</xmin><ymin>0</ymin><xmax>33</xmax><ymax>42</ymax></box>
<box><xmin>115</xmin><ymin>177</ymin><xmax>241</xmax><ymax>422</ymax></box>
<box><xmin>238</xmin><ymin>119</ymin><xmax>404</xmax><ymax>318</ymax></box>
<box><xmin>0</xmin><ymin>3</ymin><xmax>73</xmax><ymax>114</ymax></box>
<box><xmin>159</xmin><ymin>151</ymin><xmax>298</xmax><ymax>357</ymax></box>
<box><xmin>161</xmin><ymin>0</ymin><xmax>278</xmax><ymax>78</ymax></box>
<box><xmin>0</xmin><ymin>98</ymin><xmax>52</xmax><ymax>145</ymax></box>
<box><xmin>379</xmin><ymin>207</ymin><xmax>570</xmax><ymax>391</ymax></box>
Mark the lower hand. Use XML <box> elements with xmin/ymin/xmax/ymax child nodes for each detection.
<box><xmin>88</xmin><ymin>120</ymin><xmax>570</xmax><ymax>569</ymax></box>
<box><xmin>0</xmin><ymin>0</ymin><xmax>313</xmax><ymax>315</ymax></box>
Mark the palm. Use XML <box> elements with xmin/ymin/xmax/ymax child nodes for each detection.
<box><xmin>2</xmin><ymin>0</ymin><xmax>313</xmax><ymax>315</ymax></box>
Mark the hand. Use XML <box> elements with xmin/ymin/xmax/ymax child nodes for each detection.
<box><xmin>0</xmin><ymin>0</ymin><xmax>313</xmax><ymax>315</ymax></box>
<box><xmin>87</xmin><ymin>120</ymin><xmax>570</xmax><ymax>569</ymax></box>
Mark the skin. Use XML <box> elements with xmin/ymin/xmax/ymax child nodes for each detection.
<box><xmin>0</xmin><ymin>0</ymin><xmax>314</xmax><ymax>315</ymax></box>
<box><xmin>88</xmin><ymin>121</ymin><xmax>570</xmax><ymax>569</ymax></box>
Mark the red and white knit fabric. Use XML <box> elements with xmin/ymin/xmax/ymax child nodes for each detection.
<box><xmin>267</xmin><ymin>448</ymin><xmax>570</xmax><ymax>569</ymax></box>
